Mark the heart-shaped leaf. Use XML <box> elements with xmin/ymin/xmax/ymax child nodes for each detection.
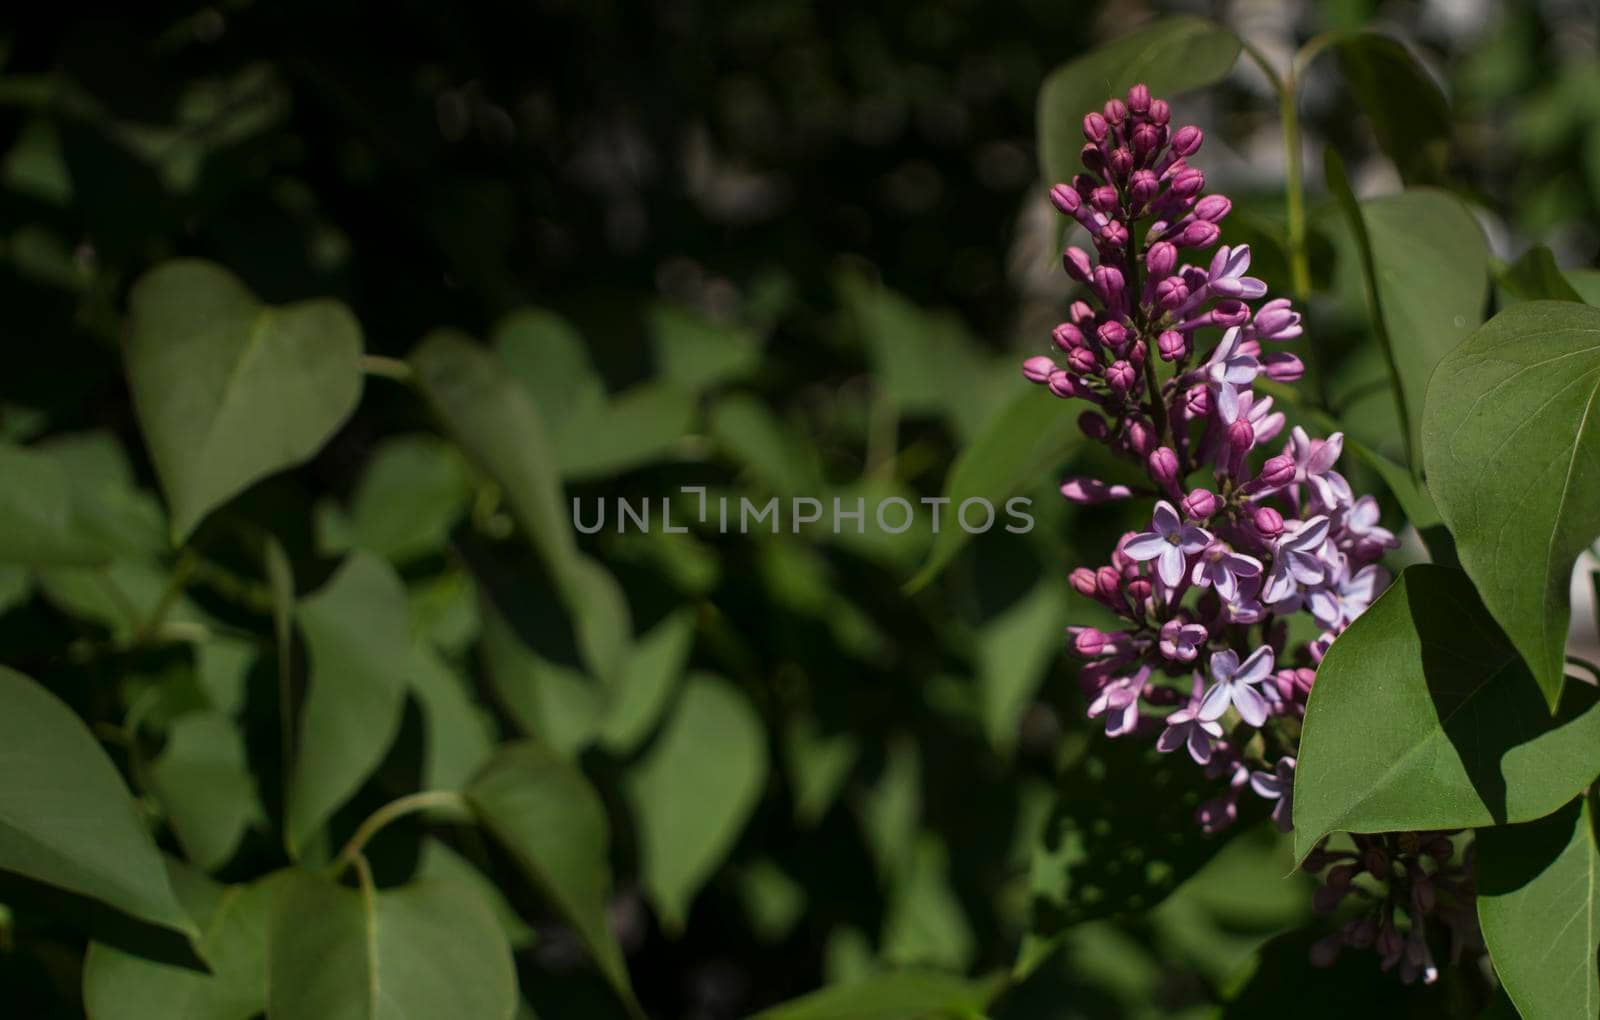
<box><xmin>464</xmin><ymin>742</ymin><xmax>636</xmax><ymax>1008</ymax></box>
<box><xmin>285</xmin><ymin>552</ymin><xmax>412</xmax><ymax>854</ymax></box>
<box><xmin>1293</xmin><ymin>565</ymin><xmax>1600</xmax><ymax>861</ymax></box>
<box><xmin>125</xmin><ymin>260</ymin><xmax>363</xmax><ymax>541</ymax></box>
<box><xmin>627</xmin><ymin>674</ymin><xmax>769</xmax><ymax>932</ymax></box>
<box><xmin>0</xmin><ymin>667</ymin><xmax>191</xmax><ymax>936</ymax></box>
<box><xmin>265</xmin><ymin>869</ymin><xmax>516</xmax><ymax>1020</ymax></box>
<box><xmin>1037</xmin><ymin>16</ymin><xmax>1239</xmax><ymax>187</ymax></box>
<box><xmin>1422</xmin><ymin>300</ymin><xmax>1600</xmax><ymax>706</ymax></box>
<box><xmin>1477</xmin><ymin>794</ymin><xmax>1600</xmax><ymax>1020</ymax></box>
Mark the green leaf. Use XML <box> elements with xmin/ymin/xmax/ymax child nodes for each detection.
<box><xmin>285</xmin><ymin>552</ymin><xmax>412</xmax><ymax>855</ymax></box>
<box><xmin>0</xmin><ymin>441</ymin><xmax>111</xmax><ymax>564</ymax></box>
<box><xmin>0</xmin><ymin>666</ymin><xmax>191</xmax><ymax>935</ymax></box>
<box><xmin>597</xmin><ymin>609</ymin><xmax>696</xmax><ymax>754</ymax></box>
<box><xmin>409</xmin><ymin>331</ymin><xmax>631</xmax><ymax>679</ymax></box>
<box><xmin>837</xmin><ymin>274</ymin><xmax>988</xmax><ymax>420</ymax></box>
<box><xmin>1568</xmin><ymin>268</ymin><xmax>1600</xmax><ymax>306</ymax></box>
<box><xmin>1293</xmin><ymin>565</ymin><xmax>1600</xmax><ymax>861</ymax></box>
<box><xmin>265</xmin><ymin>869</ymin><xmax>517</xmax><ymax>1020</ymax></box>
<box><xmin>749</xmin><ymin>970</ymin><xmax>1004</xmax><ymax>1020</ymax></box>
<box><xmin>710</xmin><ymin>394</ymin><xmax>817</xmax><ymax>498</ymax></box>
<box><xmin>415</xmin><ymin>839</ymin><xmax>533</xmax><ymax>950</ymax></box>
<box><xmin>38</xmin><ymin>431</ymin><xmax>168</xmax><ymax>561</ymax></box>
<box><xmin>464</xmin><ymin>742</ymin><xmax>635</xmax><ymax>1008</ymax></box>
<box><xmin>907</xmin><ymin>384</ymin><xmax>1082</xmax><ymax>591</ymax></box>
<box><xmin>1477</xmin><ymin>794</ymin><xmax>1600</xmax><ymax>1020</ymax></box>
<box><xmin>784</xmin><ymin>716</ymin><xmax>860</xmax><ymax>829</ymax></box>
<box><xmin>1325</xmin><ymin>155</ymin><xmax>1489</xmax><ymax>473</ymax></box>
<box><xmin>1330</xmin><ymin>33</ymin><xmax>1451</xmax><ymax>186</ymax></box>
<box><xmin>494</xmin><ymin>308</ymin><xmax>605</xmax><ymax>426</ymax></box>
<box><xmin>1343</xmin><ymin>437</ymin><xmax>1457</xmax><ymax>566</ymax></box>
<box><xmin>125</xmin><ymin>260</ymin><xmax>364</xmax><ymax>541</ymax></box>
<box><xmin>1498</xmin><ymin>244</ymin><xmax>1586</xmax><ymax>303</ymax></box>
<box><xmin>1037</xmin><ymin>16</ymin><xmax>1239</xmax><ymax>186</ymax></box>
<box><xmin>147</xmin><ymin>712</ymin><xmax>262</xmax><ymax>871</ymax></box>
<box><xmin>347</xmin><ymin>434</ymin><xmax>471</xmax><ymax>562</ymax></box>
<box><xmin>479</xmin><ymin>592</ymin><xmax>603</xmax><ymax>757</ymax></box>
<box><xmin>880</xmin><ymin>835</ymin><xmax>974</xmax><ymax>971</ymax></box>
<box><xmin>650</xmin><ymin>303</ymin><xmax>761</xmax><ymax>392</ymax></box>
<box><xmin>975</xmin><ymin>578</ymin><xmax>1067</xmax><ymax>756</ymax></box>
<box><xmin>1422</xmin><ymin>301</ymin><xmax>1600</xmax><ymax>705</ymax></box>
<box><xmin>409</xmin><ymin>644</ymin><xmax>495</xmax><ymax>794</ymax></box>
<box><xmin>83</xmin><ymin>862</ymin><xmax>283</xmax><ymax>1020</ymax></box>
<box><xmin>626</xmin><ymin>674</ymin><xmax>769</xmax><ymax>932</ymax></box>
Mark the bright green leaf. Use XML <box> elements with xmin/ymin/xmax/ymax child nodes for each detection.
<box><xmin>1037</xmin><ymin>16</ymin><xmax>1239</xmax><ymax>186</ymax></box>
<box><xmin>0</xmin><ymin>666</ymin><xmax>191</xmax><ymax>935</ymax></box>
<box><xmin>1422</xmin><ymin>301</ymin><xmax>1600</xmax><ymax>705</ymax></box>
<box><xmin>265</xmin><ymin>869</ymin><xmax>517</xmax><ymax>1020</ymax></box>
<box><xmin>464</xmin><ymin>742</ymin><xmax>635</xmax><ymax>1008</ymax></box>
<box><xmin>627</xmin><ymin>674</ymin><xmax>768</xmax><ymax>932</ymax></box>
<box><xmin>285</xmin><ymin>553</ymin><xmax>412</xmax><ymax>855</ymax></box>
<box><xmin>1477</xmin><ymin>794</ymin><xmax>1600</xmax><ymax>1020</ymax></box>
<box><xmin>1293</xmin><ymin>565</ymin><xmax>1600</xmax><ymax>860</ymax></box>
<box><xmin>125</xmin><ymin>260</ymin><xmax>364</xmax><ymax>541</ymax></box>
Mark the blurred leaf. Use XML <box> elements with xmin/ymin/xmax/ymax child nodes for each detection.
<box><xmin>265</xmin><ymin>869</ymin><xmax>517</xmax><ymax>1020</ymax></box>
<box><xmin>881</xmin><ymin>835</ymin><xmax>974</xmax><ymax>971</ymax></box>
<box><xmin>907</xmin><ymin>384</ymin><xmax>1081</xmax><ymax>591</ymax></box>
<box><xmin>1325</xmin><ymin>154</ymin><xmax>1488</xmax><ymax>473</ymax></box>
<box><xmin>554</xmin><ymin>383</ymin><xmax>695</xmax><ymax>482</ymax></box>
<box><xmin>1568</xmin><ymin>268</ymin><xmax>1600</xmax><ymax>305</ymax></box>
<box><xmin>125</xmin><ymin>260</ymin><xmax>363</xmax><ymax>541</ymax></box>
<box><xmin>37</xmin><ymin>431</ymin><xmax>167</xmax><ymax>561</ymax></box>
<box><xmin>1294</xmin><ymin>565</ymin><xmax>1600</xmax><ymax>861</ymax></box>
<box><xmin>148</xmin><ymin>712</ymin><xmax>262</xmax><ymax>871</ymax></box>
<box><xmin>286</xmin><ymin>553</ymin><xmax>412</xmax><ymax>855</ymax></box>
<box><xmin>0</xmin><ymin>442</ymin><xmax>112</xmax><ymax>565</ymax></box>
<box><xmin>1477</xmin><ymin>794</ymin><xmax>1600</xmax><ymax>1020</ymax></box>
<box><xmin>1422</xmin><ymin>301</ymin><xmax>1600</xmax><ymax>703</ymax></box>
<box><xmin>348</xmin><ymin>434</ymin><xmax>471</xmax><ymax>563</ymax></box>
<box><xmin>1331</xmin><ymin>33</ymin><xmax>1451</xmax><ymax>185</ymax></box>
<box><xmin>651</xmin><ymin>304</ymin><xmax>761</xmax><ymax>392</ymax></box>
<box><xmin>750</xmin><ymin>969</ymin><xmax>1003</xmax><ymax>1020</ymax></box>
<box><xmin>1037</xmin><ymin>16</ymin><xmax>1240</xmax><ymax>186</ymax></box>
<box><xmin>739</xmin><ymin>859</ymin><xmax>806</xmax><ymax>944</ymax></box>
<box><xmin>465</xmin><ymin>742</ymin><xmax>635</xmax><ymax>1008</ymax></box>
<box><xmin>838</xmin><ymin>275</ymin><xmax>987</xmax><ymax>420</ymax></box>
<box><xmin>627</xmin><ymin>674</ymin><xmax>769</xmax><ymax>933</ymax></box>
<box><xmin>409</xmin><ymin>644</ymin><xmax>495</xmax><ymax>793</ymax></box>
<box><xmin>1223</xmin><ymin>925</ymin><xmax>1460</xmax><ymax>1017</ymax></box>
<box><xmin>1498</xmin><ymin>244</ymin><xmax>1585</xmax><ymax>303</ymax></box>
<box><xmin>785</xmin><ymin>716</ymin><xmax>860</xmax><ymax>828</ymax></box>
<box><xmin>36</xmin><ymin>560</ymin><xmax>203</xmax><ymax>642</ymax></box>
<box><xmin>0</xmin><ymin>666</ymin><xmax>191</xmax><ymax>936</ymax></box>
<box><xmin>860</xmin><ymin>736</ymin><xmax>922</xmax><ymax>880</ymax></box>
<box><xmin>480</xmin><ymin>594</ymin><xmax>603</xmax><ymax>757</ymax></box>
<box><xmin>83</xmin><ymin>862</ymin><xmax>283</xmax><ymax>1020</ymax></box>
<box><xmin>598</xmin><ymin>609</ymin><xmax>696</xmax><ymax>754</ymax></box>
<box><xmin>415</xmin><ymin>839</ymin><xmax>534</xmax><ymax>950</ymax></box>
<box><xmin>410</xmin><ymin>331</ymin><xmax>632</xmax><ymax>680</ymax></box>
<box><xmin>1023</xmin><ymin>735</ymin><xmax>1241</xmax><ymax>977</ymax></box>
<box><xmin>711</xmin><ymin>394</ymin><xmax>817</xmax><ymax>497</ymax></box>
<box><xmin>975</xmin><ymin>578</ymin><xmax>1067</xmax><ymax>756</ymax></box>
<box><xmin>495</xmin><ymin>309</ymin><xmax>605</xmax><ymax>426</ymax></box>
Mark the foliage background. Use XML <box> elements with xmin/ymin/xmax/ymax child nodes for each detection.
<box><xmin>1</xmin><ymin>0</ymin><xmax>1598</xmax><ymax>1017</ymax></box>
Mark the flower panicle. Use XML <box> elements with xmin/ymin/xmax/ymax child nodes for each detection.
<box><xmin>1030</xmin><ymin>83</ymin><xmax>1469</xmax><ymax>984</ymax></box>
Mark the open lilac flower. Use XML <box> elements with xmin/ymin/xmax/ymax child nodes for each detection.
<box><xmin>1202</xmin><ymin>327</ymin><xmax>1258</xmax><ymax>421</ymax></box>
<box><xmin>1123</xmin><ymin>501</ymin><xmax>1211</xmax><ymax>587</ymax></box>
<box><xmin>1250</xmin><ymin>756</ymin><xmax>1297</xmax><ymax>832</ymax></box>
<box><xmin>1343</xmin><ymin>495</ymin><xmax>1399</xmax><ymax>554</ymax></box>
<box><xmin>1158</xmin><ymin>618</ymin><xmax>1208</xmax><ymax>662</ymax></box>
<box><xmin>1262</xmin><ymin>516</ymin><xmax>1332</xmax><ymax>604</ymax></box>
<box><xmin>1287</xmin><ymin>427</ymin><xmax>1344</xmax><ymax>508</ymax></box>
<box><xmin>1308</xmin><ymin>562</ymin><xmax>1388</xmax><ymax>631</ymax></box>
<box><xmin>1087</xmin><ymin>672</ymin><xmax>1144</xmax><ymax>737</ymax></box>
<box><xmin>1157</xmin><ymin>675</ymin><xmax>1224</xmax><ymax>763</ymax></box>
<box><xmin>1190</xmin><ymin>542</ymin><xmax>1263</xmax><ymax>601</ymax></box>
<box><xmin>1204</xmin><ymin>244</ymin><xmax>1268</xmax><ymax>299</ymax></box>
<box><xmin>1199</xmin><ymin>646</ymin><xmax>1274</xmax><ymax>726</ymax></box>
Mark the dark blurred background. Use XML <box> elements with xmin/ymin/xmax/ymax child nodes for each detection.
<box><xmin>1</xmin><ymin>1</ymin><xmax>1597</xmax><ymax>1018</ymax></box>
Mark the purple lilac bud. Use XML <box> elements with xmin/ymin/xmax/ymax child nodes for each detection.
<box><xmin>1130</xmin><ymin>169</ymin><xmax>1159</xmax><ymax>205</ymax></box>
<box><xmin>1104</xmin><ymin>98</ymin><xmax>1128</xmax><ymax>124</ymax></box>
<box><xmin>1053</xmin><ymin>322</ymin><xmax>1084</xmax><ymax>351</ymax></box>
<box><xmin>1060</xmin><ymin>476</ymin><xmax>1134</xmax><ymax>504</ymax></box>
<box><xmin>1070</xmin><ymin>568</ymin><xmax>1098</xmax><ymax>599</ymax></box>
<box><xmin>1078</xmin><ymin>411</ymin><xmax>1109</xmax><ymax>440</ymax></box>
<box><xmin>1083</xmin><ymin>112</ymin><xmax>1109</xmax><ymax>143</ymax></box>
<box><xmin>1182</xmin><ymin>488</ymin><xmax>1217</xmax><ymax>520</ymax></box>
<box><xmin>1170</xmin><ymin>125</ymin><xmax>1203</xmax><ymax>156</ymax></box>
<box><xmin>1106</xmin><ymin>360</ymin><xmax>1137</xmax><ymax>392</ymax></box>
<box><xmin>1126</xmin><ymin>83</ymin><xmax>1151</xmax><ymax>113</ymax></box>
<box><xmin>1067</xmin><ymin>347</ymin><xmax>1099</xmax><ymax>375</ymax></box>
<box><xmin>1262</xmin><ymin>351</ymin><xmax>1304</xmax><ymax>382</ymax></box>
<box><xmin>1195</xmin><ymin>194</ymin><xmax>1232</xmax><ymax>222</ymax></box>
<box><xmin>1063</xmin><ymin>246</ymin><xmax>1093</xmax><ymax>282</ymax></box>
<box><xmin>1253</xmin><ymin>506</ymin><xmax>1285</xmax><ymax>538</ymax></box>
<box><xmin>1146</xmin><ymin>241</ymin><xmax>1177</xmax><ymax>279</ymax></box>
<box><xmin>1022</xmin><ymin>356</ymin><xmax>1056</xmax><ymax>383</ymax></box>
<box><xmin>1049</xmin><ymin>183</ymin><xmax>1081</xmax><ymax>215</ymax></box>
<box><xmin>1176</xmin><ymin>220</ymin><xmax>1220</xmax><ymax>248</ymax></box>
<box><xmin>1156</xmin><ymin>329</ymin><xmax>1187</xmax><ymax>361</ymax></box>
<box><xmin>1252</xmin><ymin>297</ymin><xmax>1303</xmax><ymax>340</ymax></box>
<box><xmin>1097</xmin><ymin>320</ymin><xmax>1130</xmax><ymax>351</ymax></box>
<box><xmin>1148</xmin><ymin>446</ymin><xmax>1180</xmax><ymax>489</ymax></box>
<box><xmin>1148</xmin><ymin>99</ymin><xmax>1170</xmax><ymax>125</ymax></box>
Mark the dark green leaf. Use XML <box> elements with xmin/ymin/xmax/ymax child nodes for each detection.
<box><xmin>0</xmin><ymin>441</ymin><xmax>111</xmax><ymax>565</ymax></box>
<box><xmin>1331</xmin><ymin>33</ymin><xmax>1451</xmax><ymax>186</ymax></box>
<box><xmin>1499</xmin><ymin>244</ymin><xmax>1585</xmax><ymax>303</ymax></box>
<box><xmin>125</xmin><ymin>260</ymin><xmax>364</xmax><ymax>541</ymax></box>
<box><xmin>347</xmin><ymin>434</ymin><xmax>471</xmax><ymax>563</ymax></box>
<box><xmin>1294</xmin><ymin>565</ymin><xmax>1600</xmax><ymax>860</ymax></box>
<box><xmin>1422</xmin><ymin>301</ymin><xmax>1600</xmax><ymax>705</ymax></box>
<box><xmin>265</xmin><ymin>869</ymin><xmax>517</xmax><ymax>1020</ymax></box>
<box><xmin>650</xmin><ymin>304</ymin><xmax>761</xmax><ymax>392</ymax></box>
<box><xmin>749</xmin><ymin>969</ymin><xmax>1004</xmax><ymax>1020</ymax></box>
<box><xmin>465</xmin><ymin>742</ymin><xmax>636</xmax><ymax>1008</ymax></box>
<box><xmin>0</xmin><ymin>666</ymin><xmax>191</xmax><ymax>935</ymax></box>
<box><xmin>626</xmin><ymin>674</ymin><xmax>768</xmax><ymax>932</ymax></box>
<box><xmin>148</xmin><ymin>712</ymin><xmax>262</xmax><ymax>871</ymax></box>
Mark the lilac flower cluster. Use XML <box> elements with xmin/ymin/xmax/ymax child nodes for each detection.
<box><xmin>1025</xmin><ymin>84</ymin><xmax>1473</xmax><ymax>982</ymax></box>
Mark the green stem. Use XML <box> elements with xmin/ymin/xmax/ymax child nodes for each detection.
<box><xmin>329</xmin><ymin>790</ymin><xmax>466</xmax><ymax>876</ymax></box>
<box><xmin>361</xmin><ymin>354</ymin><xmax>414</xmax><ymax>383</ymax></box>
<box><xmin>133</xmin><ymin>547</ymin><xmax>200</xmax><ymax>646</ymax></box>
